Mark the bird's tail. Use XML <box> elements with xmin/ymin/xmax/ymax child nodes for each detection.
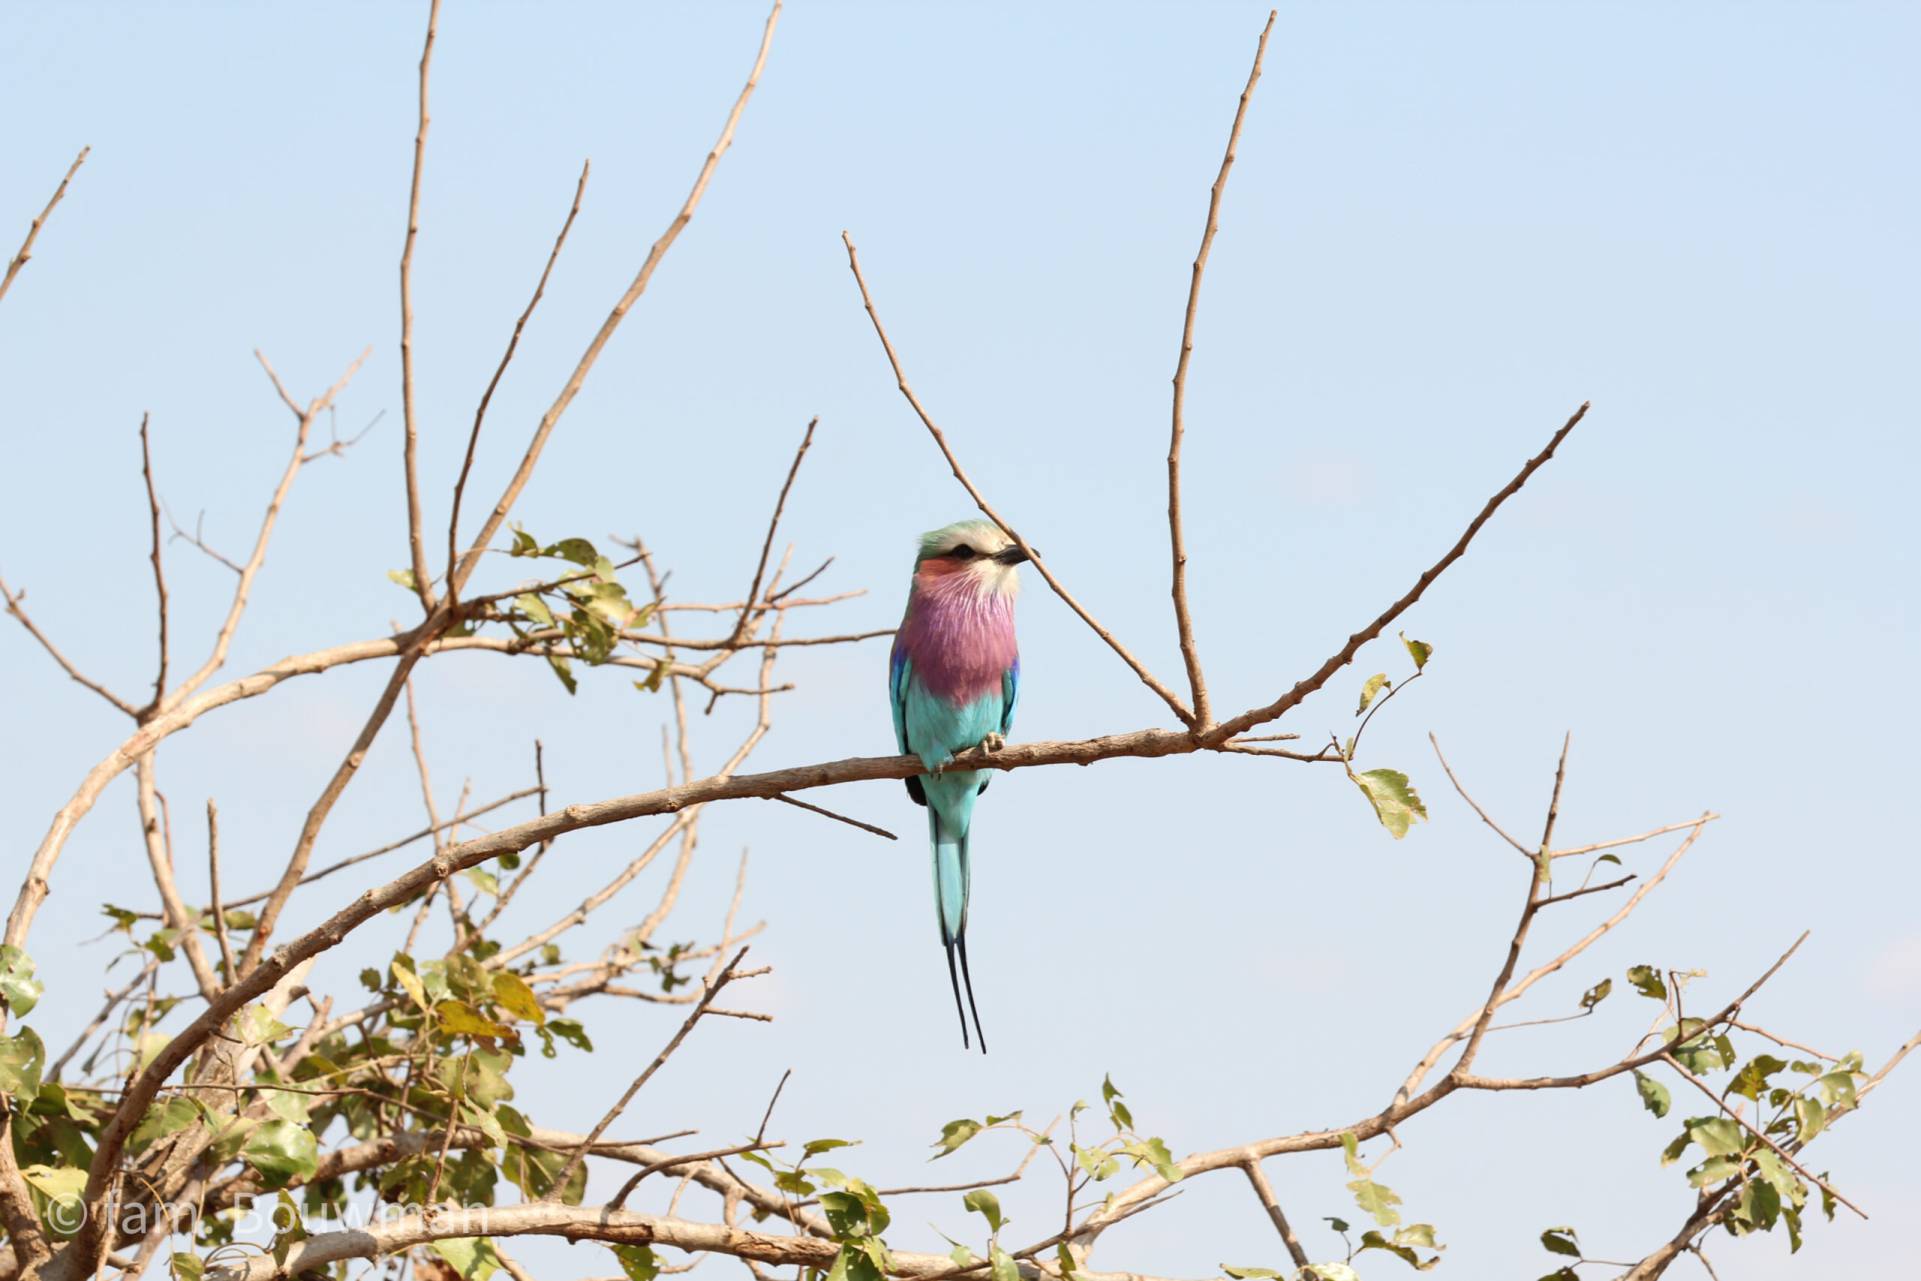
<box><xmin>931</xmin><ymin>810</ymin><xmax>985</xmax><ymax>1053</ymax></box>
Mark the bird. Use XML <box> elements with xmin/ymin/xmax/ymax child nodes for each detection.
<box><xmin>889</xmin><ymin>518</ymin><xmax>1027</xmax><ymax>1052</ymax></box>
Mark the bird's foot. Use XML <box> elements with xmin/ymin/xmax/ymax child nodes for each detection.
<box><xmin>980</xmin><ymin>731</ymin><xmax>1005</xmax><ymax>754</ymax></box>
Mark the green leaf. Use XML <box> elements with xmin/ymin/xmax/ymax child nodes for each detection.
<box><xmin>546</xmin><ymin>651</ymin><xmax>578</xmax><ymax>695</ymax></box>
<box><xmin>490</xmin><ymin>972</ymin><xmax>544</xmax><ymax>1026</ymax></box>
<box><xmin>170</xmin><ymin>1252</ymin><xmax>205</xmax><ymax>1281</ymax></box>
<box><xmin>988</xmin><ymin>1245</ymin><xmax>1019</xmax><ymax>1281</ymax></box>
<box><xmin>1324</xmin><ymin>1216</ymin><xmax>1352</xmax><ymax>1234</ymax></box>
<box><xmin>22</xmin><ymin>1163</ymin><xmax>85</xmax><ymax>1235</ymax></box>
<box><xmin>1730</xmin><ymin>1055</ymin><xmax>1789</xmax><ymax>1101</ymax></box>
<box><xmin>1540</xmin><ymin>1226</ymin><xmax>1580</xmax><ymax>1257</ymax></box>
<box><xmin>1686</xmin><ymin>1117</ymin><xmax>1745</xmax><ymax>1158</ymax></box>
<box><xmin>100</xmin><ymin>904</ymin><xmax>141</xmax><ymax>934</ymax></box>
<box><xmin>430</xmin><ymin>1238</ymin><xmax>500</xmax><ymax>1281</ymax></box>
<box><xmin>546</xmin><ymin>537</ymin><xmax>599</xmax><ymax>567</ymax></box>
<box><xmin>1795</xmin><ymin>1095</ymin><xmax>1826</xmax><ymax>1142</ymax></box>
<box><xmin>1352</xmin><ymin>768</ymin><xmax>1428</xmax><ymax>839</ymax></box>
<box><xmin>268</xmin><ymin>1191</ymin><xmax>308</xmax><ymax>1266</ymax></box>
<box><xmin>547</xmin><ymin>1017</ymin><xmax>592</xmax><ymax>1052</ymax></box>
<box><xmin>1580</xmin><ymin>977</ymin><xmax>1612</xmax><ymax>1011</ymax></box>
<box><xmin>1073</xmin><ymin>1143</ymin><xmax>1118</xmax><ymax>1181</ymax></box>
<box><xmin>242</xmin><ymin>1119</ymin><xmax>318</xmax><ymax>1188</ymax></box>
<box><xmin>1399</xmin><ymin>633</ymin><xmax>1432</xmax><ymax>670</ymax></box>
<box><xmin>131</xmin><ymin>1097</ymin><xmax>202</xmax><ymax>1149</ymax></box>
<box><xmin>462</xmin><ymin>868</ymin><xmax>499</xmax><ymax>897</ymax></box>
<box><xmin>986</xmin><ymin>1111</ymin><xmax>1022</xmax><ymax>1126</ymax></box>
<box><xmin>1738</xmin><ymin>1177</ymin><xmax>1783</xmax><ymax>1231</ymax></box>
<box><xmin>1626</xmin><ymin>965</ymin><xmax>1667</xmax><ymax>1000</ymax></box>
<box><xmin>1816</xmin><ymin>1071</ymin><xmax>1858</xmax><ymax>1109</ymax></box>
<box><xmin>1752</xmin><ymin>1149</ymin><xmax>1799</xmax><ymax>1200</ymax></box>
<box><xmin>932</xmin><ymin>1118</ymin><xmax>982</xmax><ymax>1159</ymax></box>
<box><xmin>1221</xmin><ymin>1269</ymin><xmax>1282</xmax><ymax>1280</ymax></box>
<box><xmin>1305</xmin><ymin>1266</ymin><xmax>1361</xmax><ymax>1281</ymax></box>
<box><xmin>1687</xmin><ymin>1156</ymin><xmax>1741</xmax><ymax>1188</ymax></box>
<box><xmin>1357</xmin><ymin>673</ymin><xmax>1390</xmax><ymax>715</ymax></box>
<box><xmin>805</xmin><ymin>1138</ymin><xmax>855</xmax><ymax>1158</ymax></box>
<box><xmin>0</xmin><ymin>1027</ymin><xmax>46</xmax><ymax>1103</ymax></box>
<box><xmin>387</xmin><ymin>568</ymin><xmax>418</xmax><ymax>590</ymax></box>
<box><xmin>1347</xmin><ymin>1178</ymin><xmax>1403</xmax><ymax>1227</ymax></box>
<box><xmin>962</xmin><ymin>1187</ymin><xmax>1005</xmax><ymax>1234</ymax></box>
<box><xmin>238</xmin><ymin>1004</ymin><xmax>290</xmax><ymax>1047</ymax></box>
<box><xmin>949</xmin><ymin>1245</ymin><xmax>978</xmax><ymax>1267</ymax></box>
<box><xmin>1340</xmin><ymin>1132</ymin><xmax>1366</xmax><ymax>1177</ymax></box>
<box><xmin>1633</xmin><ymin>1070</ymin><xmax>1671</xmax><ymax>1119</ymax></box>
<box><xmin>611</xmin><ymin>1245</ymin><xmax>659</xmax><ymax>1281</ymax></box>
<box><xmin>514</xmin><ymin>593</ymin><xmax>556</xmax><ymax>628</ymax></box>
<box><xmin>1359</xmin><ymin>1227</ymin><xmax>1442</xmax><ymax>1270</ymax></box>
<box><xmin>0</xmin><ymin>946</ymin><xmax>43</xmax><ymax>1016</ymax></box>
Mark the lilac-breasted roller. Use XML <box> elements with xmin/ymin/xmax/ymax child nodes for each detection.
<box><xmin>890</xmin><ymin>519</ymin><xmax>1027</xmax><ymax>1052</ymax></box>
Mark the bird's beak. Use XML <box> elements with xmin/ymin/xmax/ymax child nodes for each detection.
<box><xmin>994</xmin><ymin>545</ymin><xmax>1031</xmax><ymax>566</ymax></box>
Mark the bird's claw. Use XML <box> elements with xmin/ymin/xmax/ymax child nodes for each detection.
<box><xmin>980</xmin><ymin>732</ymin><xmax>1005</xmax><ymax>754</ymax></box>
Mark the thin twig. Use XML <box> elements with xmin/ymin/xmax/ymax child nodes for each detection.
<box><xmin>448</xmin><ymin>159</ymin><xmax>591</xmax><ymax>586</ymax></box>
<box><xmin>1727</xmin><ymin>1020</ymin><xmax>1839</xmax><ymax>1064</ymax></box>
<box><xmin>767</xmin><ymin>793</ymin><xmax>896</xmax><ymax>840</ymax></box>
<box><xmin>1166</xmin><ymin>9</ymin><xmax>1275</xmax><ymax>729</ymax></box>
<box><xmin>449</xmin><ymin>0</ymin><xmax>782</xmax><ymax>595</ymax></box>
<box><xmin>841</xmin><ymin>230</ymin><xmax>1195</xmax><ymax>726</ymax></box>
<box><xmin>548</xmin><ymin>949</ymin><xmax>752</xmax><ymax>1197</ymax></box>
<box><xmin>0</xmin><ymin>145</ymin><xmax>89</xmax><ymax>306</ymax></box>
<box><xmin>0</xmin><ymin>575</ymin><xmax>140</xmax><ymax>716</ymax></box>
<box><xmin>398</xmin><ymin>0</ymin><xmax>442</xmax><ymax>611</ymax></box>
<box><xmin>730</xmin><ymin>418</ymin><xmax>817</xmax><ymax>645</ymax></box>
<box><xmin>1206</xmin><ymin>401</ymin><xmax>1591</xmax><ymax>744</ymax></box>
<box><xmin>206</xmin><ymin>800</ymin><xmax>236</xmax><ymax>985</ymax></box>
<box><xmin>138</xmin><ymin>413</ymin><xmax>169</xmax><ymax>712</ymax></box>
<box><xmin>1551</xmin><ymin>817</ymin><xmax>1724</xmax><ymax>860</ymax></box>
<box><xmin>221</xmin><ymin>786</ymin><xmax>540</xmax><ymax>910</ymax></box>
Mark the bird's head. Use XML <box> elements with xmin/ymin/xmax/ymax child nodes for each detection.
<box><xmin>912</xmin><ymin>518</ymin><xmax>1029</xmax><ymax>599</ymax></box>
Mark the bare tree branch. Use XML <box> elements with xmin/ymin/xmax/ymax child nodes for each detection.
<box><xmin>448</xmin><ymin>158</ymin><xmax>591</xmax><ymax>587</ymax></box>
<box><xmin>449</xmin><ymin>0</ymin><xmax>782</xmax><ymax>595</ymax></box>
<box><xmin>1204</xmin><ymin>401</ymin><xmax>1590</xmax><ymax>744</ymax></box>
<box><xmin>1166</xmin><ymin>9</ymin><xmax>1275</xmax><ymax>729</ymax></box>
<box><xmin>841</xmin><ymin>230</ymin><xmax>1195</xmax><ymax>727</ymax></box>
<box><xmin>0</xmin><ymin>145</ymin><xmax>88</xmax><ymax>306</ymax></box>
<box><xmin>398</xmin><ymin>0</ymin><xmax>443</xmax><ymax>612</ymax></box>
<box><xmin>0</xmin><ymin>574</ymin><xmax>140</xmax><ymax>717</ymax></box>
<box><xmin>137</xmin><ymin>413</ymin><xmax>169</xmax><ymax>712</ymax></box>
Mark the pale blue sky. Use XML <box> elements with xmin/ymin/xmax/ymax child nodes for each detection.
<box><xmin>2</xmin><ymin>2</ymin><xmax>1916</xmax><ymax>1277</ymax></box>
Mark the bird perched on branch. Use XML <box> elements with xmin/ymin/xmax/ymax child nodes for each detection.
<box><xmin>890</xmin><ymin>518</ymin><xmax>1027</xmax><ymax>1052</ymax></box>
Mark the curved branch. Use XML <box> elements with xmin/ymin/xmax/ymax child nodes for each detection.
<box><xmin>449</xmin><ymin>1</ymin><xmax>782</xmax><ymax>595</ymax></box>
<box><xmin>1166</xmin><ymin>9</ymin><xmax>1275</xmax><ymax>728</ymax></box>
<box><xmin>1204</xmin><ymin>400</ymin><xmax>1590</xmax><ymax>744</ymax></box>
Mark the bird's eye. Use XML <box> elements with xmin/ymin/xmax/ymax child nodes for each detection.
<box><xmin>951</xmin><ymin>545</ymin><xmax>976</xmax><ymax>560</ymax></box>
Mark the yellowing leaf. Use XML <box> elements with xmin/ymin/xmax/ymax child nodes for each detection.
<box><xmin>1352</xmin><ymin>769</ymin><xmax>1428</xmax><ymax>839</ymax></box>
<box><xmin>490</xmin><ymin>972</ymin><xmax>545</xmax><ymax>1026</ymax></box>
<box><xmin>1357</xmin><ymin>673</ymin><xmax>1391</xmax><ymax>715</ymax></box>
